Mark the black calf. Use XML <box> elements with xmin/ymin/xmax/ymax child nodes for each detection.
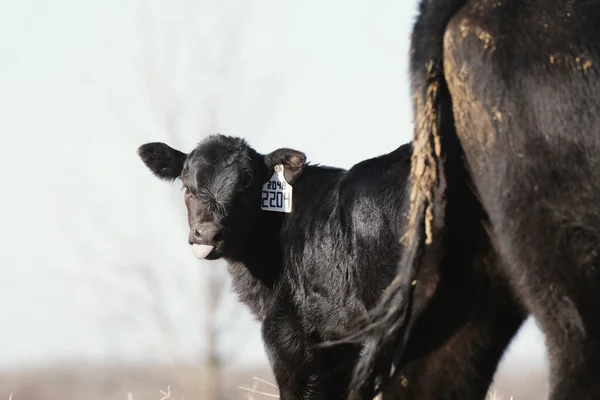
<box><xmin>138</xmin><ymin>135</ymin><xmax>410</xmax><ymax>399</ymax></box>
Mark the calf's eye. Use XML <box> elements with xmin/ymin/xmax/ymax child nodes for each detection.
<box><xmin>182</xmin><ymin>185</ymin><xmax>197</xmax><ymax>198</ymax></box>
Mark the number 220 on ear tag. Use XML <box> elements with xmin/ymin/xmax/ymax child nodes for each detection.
<box><xmin>261</xmin><ymin>164</ymin><xmax>292</xmax><ymax>213</ymax></box>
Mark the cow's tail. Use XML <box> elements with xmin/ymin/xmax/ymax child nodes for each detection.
<box><xmin>348</xmin><ymin>1</ymin><xmax>467</xmax><ymax>398</ymax></box>
<box><xmin>348</xmin><ymin>63</ymin><xmax>448</xmax><ymax>400</ymax></box>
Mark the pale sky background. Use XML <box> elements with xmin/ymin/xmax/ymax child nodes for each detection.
<box><xmin>0</xmin><ymin>0</ymin><xmax>546</xmax><ymax>379</ymax></box>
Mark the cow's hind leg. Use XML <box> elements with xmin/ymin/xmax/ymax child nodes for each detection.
<box><xmin>380</xmin><ymin>254</ymin><xmax>526</xmax><ymax>400</ymax></box>
<box><xmin>443</xmin><ymin>3</ymin><xmax>600</xmax><ymax>399</ymax></box>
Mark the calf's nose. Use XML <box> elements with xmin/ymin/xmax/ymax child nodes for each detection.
<box><xmin>190</xmin><ymin>223</ymin><xmax>222</xmax><ymax>245</ymax></box>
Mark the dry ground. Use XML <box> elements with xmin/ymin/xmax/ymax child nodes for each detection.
<box><xmin>0</xmin><ymin>362</ymin><xmax>547</xmax><ymax>400</ymax></box>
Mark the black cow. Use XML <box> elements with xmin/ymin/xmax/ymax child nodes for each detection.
<box><xmin>352</xmin><ymin>1</ymin><xmax>600</xmax><ymax>400</ymax></box>
<box><xmin>137</xmin><ymin>134</ymin><xmax>524</xmax><ymax>400</ymax></box>
<box><xmin>138</xmin><ymin>134</ymin><xmax>409</xmax><ymax>399</ymax></box>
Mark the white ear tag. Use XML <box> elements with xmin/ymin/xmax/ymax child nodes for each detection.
<box><xmin>261</xmin><ymin>164</ymin><xmax>292</xmax><ymax>213</ymax></box>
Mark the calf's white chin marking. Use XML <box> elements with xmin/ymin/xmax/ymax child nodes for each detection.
<box><xmin>192</xmin><ymin>244</ymin><xmax>214</xmax><ymax>259</ymax></box>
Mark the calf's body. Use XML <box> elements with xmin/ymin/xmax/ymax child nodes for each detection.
<box><xmin>239</xmin><ymin>150</ymin><xmax>409</xmax><ymax>399</ymax></box>
<box><xmin>138</xmin><ymin>135</ymin><xmax>409</xmax><ymax>399</ymax></box>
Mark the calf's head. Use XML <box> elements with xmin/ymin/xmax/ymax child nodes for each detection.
<box><xmin>137</xmin><ymin>134</ymin><xmax>306</xmax><ymax>260</ymax></box>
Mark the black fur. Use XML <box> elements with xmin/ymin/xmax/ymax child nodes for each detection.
<box><xmin>137</xmin><ymin>142</ymin><xmax>187</xmax><ymax>181</ymax></box>
<box><xmin>354</xmin><ymin>1</ymin><xmax>600</xmax><ymax>399</ymax></box>
<box><xmin>139</xmin><ymin>134</ymin><xmax>411</xmax><ymax>399</ymax></box>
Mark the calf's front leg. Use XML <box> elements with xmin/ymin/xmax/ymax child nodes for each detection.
<box><xmin>262</xmin><ymin>311</ymin><xmax>312</xmax><ymax>400</ymax></box>
<box><xmin>262</xmin><ymin>310</ymin><xmax>361</xmax><ymax>400</ymax></box>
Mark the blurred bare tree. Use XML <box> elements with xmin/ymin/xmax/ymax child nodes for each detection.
<box><xmin>76</xmin><ymin>0</ymin><xmax>256</xmax><ymax>398</ymax></box>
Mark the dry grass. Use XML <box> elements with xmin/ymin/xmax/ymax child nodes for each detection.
<box><xmin>1</xmin><ymin>387</ymin><xmax>527</xmax><ymax>400</ymax></box>
<box><xmin>236</xmin><ymin>379</ymin><xmax>520</xmax><ymax>400</ymax></box>
<box><xmin>0</xmin><ymin>363</ymin><xmax>274</xmax><ymax>400</ymax></box>
<box><xmin>2</xmin><ymin>375</ymin><xmax>516</xmax><ymax>400</ymax></box>
<box><xmin>486</xmin><ymin>390</ymin><xmax>513</xmax><ymax>400</ymax></box>
<box><xmin>235</xmin><ymin>384</ymin><xmax>517</xmax><ymax>400</ymax></box>
<box><xmin>239</xmin><ymin>377</ymin><xmax>279</xmax><ymax>399</ymax></box>
<box><xmin>0</xmin><ymin>363</ymin><xmax>546</xmax><ymax>400</ymax></box>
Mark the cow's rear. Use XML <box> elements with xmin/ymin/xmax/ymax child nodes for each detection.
<box><xmin>353</xmin><ymin>1</ymin><xmax>600</xmax><ymax>399</ymax></box>
<box><xmin>444</xmin><ymin>1</ymin><xmax>600</xmax><ymax>398</ymax></box>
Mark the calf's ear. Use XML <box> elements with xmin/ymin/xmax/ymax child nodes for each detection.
<box><xmin>264</xmin><ymin>148</ymin><xmax>306</xmax><ymax>184</ymax></box>
<box><xmin>137</xmin><ymin>142</ymin><xmax>187</xmax><ymax>181</ymax></box>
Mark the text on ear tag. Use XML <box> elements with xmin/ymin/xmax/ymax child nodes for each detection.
<box><xmin>261</xmin><ymin>164</ymin><xmax>292</xmax><ymax>213</ymax></box>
